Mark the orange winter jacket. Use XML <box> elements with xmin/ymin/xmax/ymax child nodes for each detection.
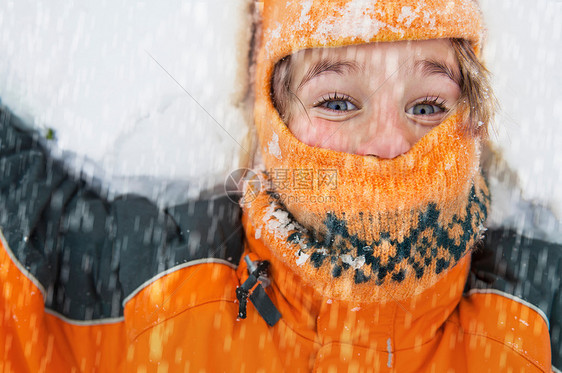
<box><xmin>0</xmin><ymin>217</ymin><xmax>556</xmax><ymax>372</ymax></box>
<box><xmin>0</xmin><ymin>106</ymin><xmax>560</xmax><ymax>372</ymax></box>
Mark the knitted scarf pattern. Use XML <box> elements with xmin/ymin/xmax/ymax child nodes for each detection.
<box><xmin>243</xmin><ymin>111</ymin><xmax>490</xmax><ymax>303</ymax></box>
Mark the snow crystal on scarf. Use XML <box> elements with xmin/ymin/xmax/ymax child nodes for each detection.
<box><xmin>268</xmin><ymin>132</ymin><xmax>282</xmax><ymax>160</ymax></box>
<box><xmin>262</xmin><ymin>203</ymin><xmax>304</xmax><ymax>242</ymax></box>
<box><xmin>341</xmin><ymin>254</ymin><xmax>366</xmax><ymax>270</ymax></box>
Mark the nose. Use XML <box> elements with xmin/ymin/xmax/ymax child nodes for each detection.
<box><xmin>355</xmin><ymin>110</ymin><xmax>413</xmax><ymax>159</ymax></box>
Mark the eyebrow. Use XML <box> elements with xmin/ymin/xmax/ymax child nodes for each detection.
<box><xmin>414</xmin><ymin>59</ymin><xmax>460</xmax><ymax>85</ymax></box>
<box><xmin>297</xmin><ymin>59</ymin><xmax>362</xmax><ymax>91</ymax></box>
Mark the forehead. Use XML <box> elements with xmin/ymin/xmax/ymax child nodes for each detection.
<box><xmin>290</xmin><ymin>39</ymin><xmax>458</xmax><ymax>81</ymax></box>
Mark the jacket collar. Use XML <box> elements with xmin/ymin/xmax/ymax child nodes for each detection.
<box><xmin>240</xmin><ymin>212</ymin><xmax>470</xmax><ymax>350</ymax></box>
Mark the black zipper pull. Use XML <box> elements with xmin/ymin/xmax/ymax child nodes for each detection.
<box><xmin>236</xmin><ymin>255</ymin><xmax>281</xmax><ymax>326</ymax></box>
<box><xmin>236</xmin><ymin>285</ymin><xmax>250</xmax><ymax>319</ymax></box>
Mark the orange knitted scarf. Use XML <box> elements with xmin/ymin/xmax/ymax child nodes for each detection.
<box><xmin>243</xmin><ymin>110</ymin><xmax>489</xmax><ymax>302</ymax></box>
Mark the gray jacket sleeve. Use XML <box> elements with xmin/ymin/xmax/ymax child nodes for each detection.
<box><xmin>468</xmin><ymin>227</ymin><xmax>562</xmax><ymax>370</ymax></box>
<box><xmin>0</xmin><ymin>105</ymin><xmax>243</xmax><ymax>322</ymax></box>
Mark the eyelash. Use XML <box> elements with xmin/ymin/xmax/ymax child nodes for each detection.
<box><xmin>313</xmin><ymin>92</ymin><xmax>360</xmax><ymax>109</ymax></box>
<box><xmin>416</xmin><ymin>96</ymin><xmax>448</xmax><ymax>111</ymax></box>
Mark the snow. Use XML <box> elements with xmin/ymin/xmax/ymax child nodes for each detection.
<box><xmin>0</xmin><ymin>0</ymin><xmax>252</xmax><ymax>205</ymax></box>
<box><xmin>298</xmin><ymin>0</ymin><xmax>314</xmax><ymax>29</ymax></box>
<box><xmin>480</xmin><ymin>0</ymin><xmax>562</xmax><ymax>242</ymax></box>
<box><xmin>295</xmin><ymin>251</ymin><xmax>310</xmax><ymax>266</ymax></box>
<box><xmin>314</xmin><ymin>1</ymin><xmax>388</xmax><ymax>42</ymax></box>
<box><xmin>268</xmin><ymin>132</ymin><xmax>282</xmax><ymax>160</ymax></box>
<box><xmin>341</xmin><ymin>254</ymin><xmax>366</xmax><ymax>270</ymax></box>
<box><xmin>422</xmin><ymin>10</ymin><xmax>436</xmax><ymax>29</ymax></box>
<box><xmin>397</xmin><ymin>6</ymin><xmax>418</xmax><ymax>28</ymax></box>
<box><xmin>262</xmin><ymin>203</ymin><xmax>301</xmax><ymax>241</ymax></box>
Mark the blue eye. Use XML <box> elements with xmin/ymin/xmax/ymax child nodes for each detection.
<box><xmin>407</xmin><ymin>103</ymin><xmax>445</xmax><ymax>115</ymax></box>
<box><xmin>315</xmin><ymin>93</ymin><xmax>359</xmax><ymax>113</ymax></box>
<box><xmin>322</xmin><ymin>100</ymin><xmax>357</xmax><ymax>111</ymax></box>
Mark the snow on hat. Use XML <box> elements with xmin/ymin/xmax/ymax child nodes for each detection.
<box><xmin>259</xmin><ymin>0</ymin><xmax>483</xmax><ymax>68</ymax></box>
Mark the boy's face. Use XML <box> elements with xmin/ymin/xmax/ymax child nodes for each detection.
<box><xmin>286</xmin><ymin>39</ymin><xmax>461</xmax><ymax>159</ymax></box>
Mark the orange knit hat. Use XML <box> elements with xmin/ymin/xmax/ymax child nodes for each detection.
<box><xmin>255</xmin><ymin>0</ymin><xmax>483</xmax><ymax>168</ymax></box>
<box><xmin>258</xmin><ymin>0</ymin><xmax>482</xmax><ymax>66</ymax></box>
<box><xmin>244</xmin><ymin>0</ymin><xmax>489</xmax><ymax>303</ymax></box>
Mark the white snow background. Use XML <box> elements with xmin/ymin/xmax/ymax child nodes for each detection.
<box><xmin>0</xmin><ymin>0</ymin><xmax>560</xmax><ymax>240</ymax></box>
<box><xmin>0</xmin><ymin>0</ymin><xmax>254</xmax><ymax>205</ymax></box>
<box><xmin>480</xmin><ymin>0</ymin><xmax>562</xmax><ymax>242</ymax></box>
